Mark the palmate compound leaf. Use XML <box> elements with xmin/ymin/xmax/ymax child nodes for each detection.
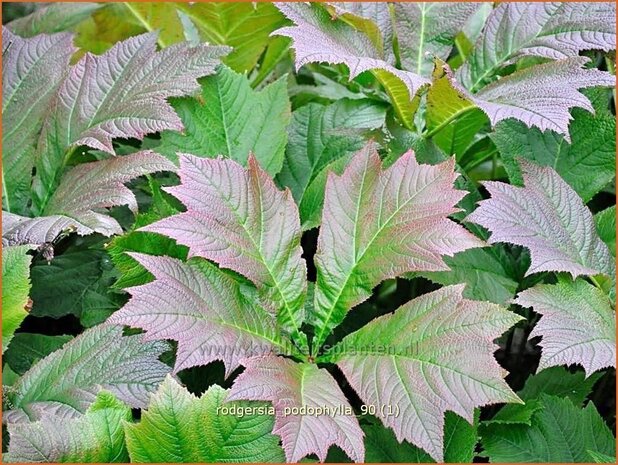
<box><xmin>157</xmin><ymin>65</ymin><xmax>291</xmax><ymax>176</ymax></box>
<box><xmin>321</xmin><ymin>284</ymin><xmax>523</xmax><ymax>462</ymax></box>
<box><xmin>6</xmin><ymin>391</ymin><xmax>131</xmax><ymax>463</ymax></box>
<box><xmin>2</xmin><ymin>28</ymin><xmax>74</xmax><ymax>215</ymax></box>
<box><xmin>228</xmin><ymin>355</ymin><xmax>365</xmax><ymax>463</ymax></box>
<box><xmin>108</xmin><ymin>254</ymin><xmax>287</xmax><ymax>375</ymax></box>
<box><xmin>2</xmin><ymin>245</ymin><xmax>33</xmax><ymax>352</ymax></box>
<box><xmin>515</xmin><ymin>279</ymin><xmax>616</xmax><ymax>376</ymax></box>
<box><xmin>467</xmin><ymin>160</ymin><xmax>614</xmax><ymax>278</ymax></box>
<box><xmin>4</xmin><ymin>325</ymin><xmax>170</xmax><ymax>423</ymax></box>
<box><xmin>458</xmin><ymin>2</ymin><xmax>617</xmax><ymax>91</ymax></box>
<box><xmin>140</xmin><ymin>154</ymin><xmax>309</xmax><ymax>349</ymax></box>
<box><xmin>32</xmin><ymin>31</ymin><xmax>230</xmax><ymax>212</ymax></box>
<box><xmin>125</xmin><ymin>375</ymin><xmax>284</xmax><ymax>463</ymax></box>
<box><xmin>273</xmin><ymin>3</ymin><xmax>429</xmax><ymax>129</ymax></box>
<box><xmin>311</xmin><ymin>142</ymin><xmax>484</xmax><ymax>351</ymax></box>
<box><xmin>2</xmin><ymin>151</ymin><xmax>175</xmax><ymax>248</ymax></box>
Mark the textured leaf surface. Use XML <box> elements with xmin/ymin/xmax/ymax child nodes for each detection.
<box><xmin>277</xmin><ymin>99</ymin><xmax>387</xmax><ymax>229</ymax></box>
<box><xmin>312</xmin><ymin>143</ymin><xmax>483</xmax><ymax>349</ymax></box>
<box><xmin>228</xmin><ymin>356</ymin><xmax>364</xmax><ymax>463</ymax></box>
<box><xmin>491</xmin><ymin>96</ymin><xmax>616</xmax><ymax>202</ymax></box>
<box><xmin>6</xmin><ymin>3</ymin><xmax>100</xmax><ymax>37</ymax></box>
<box><xmin>516</xmin><ymin>279</ymin><xmax>616</xmax><ymax>376</ymax></box>
<box><xmin>323</xmin><ymin>285</ymin><xmax>522</xmax><ymax>462</ymax></box>
<box><xmin>158</xmin><ymin>65</ymin><xmax>290</xmax><ymax>176</ymax></box>
<box><xmin>125</xmin><ymin>375</ymin><xmax>283</xmax><ymax>462</ymax></box>
<box><xmin>458</xmin><ymin>3</ymin><xmax>616</xmax><ymax>91</ymax></box>
<box><xmin>393</xmin><ymin>3</ymin><xmax>481</xmax><ymax>76</ymax></box>
<box><xmin>33</xmin><ymin>32</ymin><xmax>228</xmax><ymax>210</ymax></box>
<box><xmin>142</xmin><ymin>154</ymin><xmax>308</xmax><ymax>348</ymax></box>
<box><xmin>2</xmin><ymin>29</ymin><xmax>74</xmax><ymax>214</ymax></box>
<box><xmin>4</xmin><ymin>333</ymin><xmax>73</xmax><ymax>375</ymax></box>
<box><xmin>467</xmin><ymin>161</ymin><xmax>614</xmax><ymax>277</ymax></box>
<box><xmin>109</xmin><ymin>254</ymin><xmax>285</xmax><ymax>375</ymax></box>
<box><xmin>2</xmin><ymin>245</ymin><xmax>33</xmax><ymax>352</ymax></box>
<box><xmin>6</xmin><ymin>391</ymin><xmax>131</xmax><ymax>463</ymax></box>
<box><xmin>470</xmin><ymin>57</ymin><xmax>614</xmax><ymax>138</ymax></box>
<box><xmin>274</xmin><ymin>3</ymin><xmax>429</xmax><ymax>128</ymax></box>
<box><xmin>4</xmin><ymin>325</ymin><xmax>170</xmax><ymax>423</ymax></box>
<box><xmin>481</xmin><ymin>395</ymin><xmax>616</xmax><ymax>462</ymax></box>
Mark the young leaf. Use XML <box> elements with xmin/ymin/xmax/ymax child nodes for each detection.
<box><xmin>4</xmin><ymin>325</ymin><xmax>170</xmax><ymax>423</ymax></box>
<box><xmin>273</xmin><ymin>3</ymin><xmax>429</xmax><ymax>128</ymax></box>
<box><xmin>228</xmin><ymin>355</ymin><xmax>364</xmax><ymax>463</ymax></box>
<box><xmin>2</xmin><ymin>29</ymin><xmax>74</xmax><ymax>214</ymax></box>
<box><xmin>312</xmin><ymin>142</ymin><xmax>483</xmax><ymax>350</ymax></box>
<box><xmin>467</xmin><ymin>161</ymin><xmax>614</xmax><ymax>278</ymax></box>
<box><xmin>6</xmin><ymin>391</ymin><xmax>131</xmax><ymax>463</ymax></box>
<box><xmin>481</xmin><ymin>395</ymin><xmax>616</xmax><ymax>462</ymax></box>
<box><xmin>322</xmin><ymin>285</ymin><xmax>522</xmax><ymax>462</ymax></box>
<box><xmin>141</xmin><ymin>154</ymin><xmax>308</xmax><ymax>349</ymax></box>
<box><xmin>490</xmin><ymin>94</ymin><xmax>616</xmax><ymax>203</ymax></box>
<box><xmin>2</xmin><ymin>245</ymin><xmax>33</xmax><ymax>352</ymax></box>
<box><xmin>515</xmin><ymin>279</ymin><xmax>616</xmax><ymax>376</ymax></box>
<box><xmin>458</xmin><ymin>3</ymin><xmax>617</xmax><ymax>91</ymax></box>
<box><xmin>158</xmin><ymin>65</ymin><xmax>291</xmax><ymax>176</ymax></box>
<box><xmin>3</xmin><ymin>333</ymin><xmax>73</xmax><ymax>375</ymax></box>
<box><xmin>32</xmin><ymin>32</ymin><xmax>229</xmax><ymax>211</ymax></box>
<box><xmin>5</xmin><ymin>3</ymin><xmax>101</xmax><ymax>37</ymax></box>
<box><xmin>109</xmin><ymin>254</ymin><xmax>287</xmax><ymax>375</ymax></box>
<box><xmin>393</xmin><ymin>3</ymin><xmax>481</xmax><ymax>76</ymax></box>
<box><xmin>277</xmin><ymin>99</ymin><xmax>387</xmax><ymax>229</ymax></box>
<box><xmin>125</xmin><ymin>375</ymin><xmax>284</xmax><ymax>462</ymax></box>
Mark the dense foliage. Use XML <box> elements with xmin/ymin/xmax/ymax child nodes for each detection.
<box><xmin>1</xmin><ymin>2</ymin><xmax>616</xmax><ymax>463</ymax></box>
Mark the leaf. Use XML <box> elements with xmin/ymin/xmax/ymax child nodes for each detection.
<box><xmin>108</xmin><ymin>254</ymin><xmax>286</xmax><ymax>375</ymax></box>
<box><xmin>2</xmin><ymin>29</ymin><xmax>74</xmax><ymax>214</ymax></box>
<box><xmin>4</xmin><ymin>325</ymin><xmax>170</xmax><ymax>423</ymax></box>
<box><xmin>158</xmin><ymin>65</ymin><xmax>291</xmax><ymax>176</ymax></box>
<box><xmin>393</xmin><ymin>3</ymin><xmax>481</xmax><ymax>76</ymax></box>
<box><xmin>467</xmin><ymin>161</ymin><xmax>614</xmax><ymax>278</ymax></box>
<box><xmin>490</xmin><ymin>94</ymin><xmax>616</xmax><ymax>203</ymax></box>
<box><xmin>420</xmin><ymin>246</ymin><xmax>519</xmax><ymax>305</ymax></box>
<box><xmin>32</xmin><ymin>32</ymin><xmax>229</xmax><ymax>211</ymax></box>
<box><xmin>273</xmin><ymin>3</ymin><xmax>429</xmax><ymax>129</ymax></box>
<box><xmin>312</xmin><ymin>142</ymin><xmax>483</xmax><ymax>350</ymax></box>
<box><xmin>2</xmin><ymin>245</ymin><xmax>33</xmax><ymax>352</ymax></box>
<box><xmin>228</xmin><ymin>355</ymin><xmax>364</xmax><ymax>463</ymax></box>
<box><xmin>515</xmin><ymin>279</ymin><xmax>616</xmax><ymax>376</ymax></box>
<box><xmin>2</xmin><ymin>211</ymin><xmax>79</xmax><ymax>248</ymax></box>
<box><xmin>364</xmin><ymin>411</ymin><xmax>478</xmax><ymax>463</ymax></box>
<box><xmin>458</xmin><ymin>3</ymin><xmax>617</xmax><ymax>91</ymax></box>
<box><xmin>481</xmin><ymin>395</ymin><xmax>616</xmax><ymax>462</ymax></box>
<box><xmin>141</xmin><ymin>154</ymin><xmax>308</xmax><ymax>349</ymax></box>
<box><xmin>277</xmin><ymin>99</ymin><xmax>387</xmax><ymax>229</ymax></box>
<box><xmin>6</xmin><ymin>3</ymin><xmax>101</xmax><ymax>37</ymax></box>
<box><xmin>176</xmin><ymin>2</ymin><xmax>288</xmax><ymax>73</ymax></box>
<box><xmin>122</xmin><ymin>3</ymin><xmax>185</xmax><ymax>47</ymax></box>
<box><xmin>322</xmin><ymin>285</ymin><xmax>522</xmax><ymax>462</ymax></box>
<box><xmin>125</xmin><ymin>375</ymin><xmax>284</xmax><ymax>462</ymax></box>
<box><xmin>589</xmin><ymin>451</ymin><xmax>617</xmax><ymax>463</ymax></box>
<box><xmin>30</xmin><ymin>249</ymin><xmax>123</xmax><ymax>327</ymax></box>
<box><xmin>595</xmin><ymin>206</ymin><xmax>616</xmax><ymax>257</ymax></box>
<box><xmin>6</xmin><ymin>391</ymin><xmax>131</xmax><ymax>463</ymax></box>
<box><xmin>4</xmin><ymin>333</ymin><xmax>73</xmax><ymax>375</ymax></box>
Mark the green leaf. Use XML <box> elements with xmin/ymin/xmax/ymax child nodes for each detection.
<box><xmin>595</xmin><ymin>206</ymin><xmax>616</xmax><ymax>257</ymax></box>
<box><xmin>158</xmin><ymin>65</ymin><xmax>291</xmax><ymax>176</ymax></box>
<box><xmin>122</xmin><ymin>3</ymin><xmax>185</xmax><ymax>47</ymax></box>
<box><xmin>6</xmin><ymin>391</ymin><xmax>131</xmax><ymax>463</ymax></box>
<box><xmin>481</xmin><ymin>395</ymin><xmax>616</xmax><ymax>462</ymax></box>
<box><xmin>589</xmin><ymin>451</ymin><xmax>617</xmax><ymax>463</ymax></box>
<box><xmin>2</xmin><ymin>245</ymin><xmax>33</xmax><ymax>352</ymax></box>
<box><xmin>176</xmin><ymin>2</ymin><xmax>288</xmax><ymax>73</ymax></box>
<box><xmin>6</xmin><ymin>3</ymin><xmax>101</xmax><ymax>37</ymax></box>
<box><xmin>277</xmin><ymin>99</ymin><xmax>387</xmax><ymax>229</ymax></box>
<box><xmin>4</xmin><ymin>325</ymin><xmax>170</xmax><ymax>423</ymax></box>
<box><xmin>420</xmin><ymin>246</ymin><xmax>519</xmax><ymax>305</ymax></box>
<box><xmin>125</xmin><ymin>375</ymin><xmax>284</xmax><ymax>462</ymax></box>
<box><xmin>490</xmin><ymin>98</ymin><xmax>616</xmax><ymax>203</ymax></box>
<box><xmin>4</xmin><ymin>333</ymin><xmax>73</xmax><ymax>375</ymax></box>
<box><xmin>30</xmin><ymin>249</ymin><xmax>124</xmax><ymax>327</ymax></box>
